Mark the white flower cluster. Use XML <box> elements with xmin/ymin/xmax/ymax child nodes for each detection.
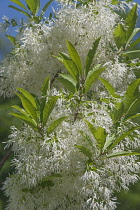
<box><xmin>0</xmin><ymin>0</ymin><xmax>136</xmax><ymax>97</ymax></box>
<box><xmin>1</xmin><ymin>0</ymin><xmax>140</xmax><ymax>209</ymax></box>
<box><xmin>3</xmin><ymin>97</ymin><xmax>140</xmax><ymax>210</ymax></box>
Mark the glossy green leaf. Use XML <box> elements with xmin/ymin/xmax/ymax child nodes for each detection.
<box><xmin>5</xmin><ymin>35</ymin><xmax>18</xmax><ymax>46</ymax></box>
<box><xmin>75</xmin><ymin>145</ymin><xmax>92</xmax><ymax>159</ymax></box>
<box><xmin>93</xmin><ymin>127</ymin><xmax>107</xmax><ymax>149</ymax></box>
<box><xmin>126</xmin><ymin>28</ymin><xmax>140</xmax><ymax>48</ymax></box>
<box><xmin>66</xmin><ymin>40</ymin><xmax>82</xmax><ymax>75</ymax></box>
<box><xmin>43</xmin><ymin>96</ymin><xmax>58</xmax><ymax>126</ymax></box>
<box><xmin>125</xmin><ymin>3</ymin><xmax>138</xmax><ymax>41</ymax></box>
<box><xmin>11</xmin><ymin>105</ymin><xmax>28</xmax><ymax>116</ymax></box>
<box><xmin>10</xmin><ymin>112</ymin><xmax>37</xmax><ymax>129</ymax></box>
<box><xmin>57</xmin><ymin>77</ymin><xmax>76</xmax><ymax>93</ymax></box>
<box><xmin>84</xmin><ymin>65</ymin><xmax>105</xmax><ymax>93</ymax></box>
<box><xmin>123</xmin><ymin>50</ymin><xmax>140</xmax><ymax>55</ymax></box>
<box><xmin>58</xmin><ymin>52</ymin><xmax>79</xmax><ymax>81</ymax></box>
<box><xmin>85</xmin><ymin>37</ymin><xmax>101</xmax><ymax>76</ymax></box>
<box><xmin>47</xmin><ymin>116</ymin><xmax>68</xmax><ymax>135</ymax></box>
<box><xmin>17</xmin><ymin>88</ymin><xmax>37</xmax><ymax>109</ymax></box>
<box><xmin>123</xmin><ymin>78</ymin><xmax>140</xmax><ymax>112</ymax></box>
<box><xmin>84</xmin><ymin>120</ymin><xmax>95</xmax><ymax>136</ymax></box>
<box><xmin>25</xmin><ymin>0</ymin><xmax>39</xmax><ymax>15</ymax></box>
<box><xmin>98</xmin><ymin>77</ymin><xmax>118</xmax><ymax>97</ymax></box>
<box><xmin>129</xmin><ymin>37</ymin><xmax>140</xmax><ymax>48</ymax></box>
<box><xmin>114</xmin><ymin>24</ymin><xmax>126</xmax><ymax>49</ymax></box>
<box><xmin>42</xmin><ymin>0</ymin><xmax>53</xmax><ymax>13</ymax></box>
<box><xmin>16</xmin><ymin>92</ymin><xmax>38</xmax><ymax>122</ymax></box>
<box><xmin>103</xmin><ymin>135</ymin><xmax>115</xmax><ymax>152</ymax></box>
<box><xmin>111</xmin><ymin>102</ymin><xmax>124</xmax><ymax>122</ymax></box>
<box><xmin>59</xmin><ymin>73</ymin><xmax>77</xmax><ymax>87</ymax></box>
<box><xmin>9</xmin><ymin>0</ymin><xmax>27</xmax><ymax>10</ymax></box>
<box><xmin>41</xmin><ymin>76</ymin><xmax>50</xmax><ymax>96</ymax></box>
<box><xmin>109</xmin><ymin>126</ymin><xmax>140</xmax><ymax>150</ymax></box>
<box><xmin>8</xmin><ymin>5</ymin><xmax>31</xmax><ymax>18</ymax></box>
<box><xmin>102</xmin><ymin>151</ymin><xmax>140</xmax><ymax>159</ymax></box>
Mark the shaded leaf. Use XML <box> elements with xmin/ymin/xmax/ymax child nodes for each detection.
<box><xmin>47</xmin><ymin>116</ymin><xmax>68</xmax><ymax>135</ymax></box>
<box><xmin>98</xmin><ymin>77</ymin><xmax>118</xmax><ymax>97</ymax></box>
<box><xmin>103</xmin><ymin>151</ymin><xmax>140</xmax><ymax>159</ymax></box>
<box><xmin>57</xmin><ymin>77</ymin><xmax>76</xmax><ymax>93</ymax></box>
<box><xmin>42</xmin><ymin>0</ymin><xmax>53</xmax><ymax>13</ymax></box>
<box><xmin>109</xmin><ymin>126</ymin><xmax>140</xmax><ymax>150</ymax></box>
<box><xmin>75</xmin><ymin>145</ymin><xmax>92</xmax><ymax>159</ymax></box>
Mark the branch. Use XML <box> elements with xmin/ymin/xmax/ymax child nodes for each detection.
<box><xmin>0</xmin><ymin>149</ymin><xmax>13</xmax><ymax>170</ymax></box>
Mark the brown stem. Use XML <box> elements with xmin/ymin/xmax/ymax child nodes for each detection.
<box><xmin>50</xmin><ymin>69</ymin><xmax>61</xmax><ymax>88</ymax></box>
<box><xmin>0</xmin><ymin>149</ymin><xmax>13</xmax><ymax>170</ymax></box>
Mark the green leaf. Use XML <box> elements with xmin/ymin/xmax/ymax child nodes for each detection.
<box><xmin>75</xmin><ymin>145</ymin><xmax>92</xmax><ymax>159</ymax></box>
<box><xmin>10</xmin><ymin>112</ymin><xmax>37</xmax><ymax>129</ymax></box>
<box><xmin>66</xmin><ymin>40</ymin><xmax>82</xmax><ymax>75</ymax></box>
<box><xmin>98</xmin><ymin>77</ymin><xmax>118</xmax><ymax>97</ymax></box>
<box><xmin>47</xmin><ymin>116</ymin><xmax>68</xmax><ymax>135</ymax></box>
<box><xmin>124</xmin><ymin>113</ymin><xmax>140</xmax><ymax>121</ymax></box>
<box><xmin>9</xmin><ymin>0</ymin><xmax>27</xmax><ymax>10</ymax></box>
<box><xmin>102</xmin><ymin>151</ymin><xmax>140</xmax><ymax>159</ymax></box>
<box><xmin>40</xmin><ymin>97</ymin><xmax>47</xmax><ymax>123</ymax></box>
<box><xmin>5</xmin><ymin>35</ymin><xmax>19</xmax><ymax>46</ymax></box>
<box><xmin>125</xmin><ymin>3</ymin><xmax>138</xmax><ymax>42</ymax></box>
<box><xmin>123</xmin><ymin>78</ymin><xmax>140</xmax><ymax>112</ymax></box>
<box><xmin>93</xmin><ymin>127</ymin><xmax>107</xmax><ymax>149</ymax></box>
<box><xmin>58</xmin><ymin>52</ymin><xmax>79</xmax><ymax>81</ymax></box>
<box><xmin>57</xmin><ymin>77</ymin><xmax>76</xmax><ymax>93</ymax></box>
<box><xmin>123</xmin><ymin>50</ymin><xmax>140</xmax><ymax>55</ymax></box>
<box><xmin>16</xmin><ymin>92</ymin><xmax>38</xmax><ymax>123</ymax></box>
<box><xmin>59</xmin><ymin>73</ymin><xmax>77</xmax><ymax>87</ymax></box>
<box><xmin>8</xmin><ymin>5</ymin><xmax>31</xmax><ymax>18</ymax></box>
<box><xmin>114</xmin><ymin>24</ymin><xmax>126</xmax><ymax>49</ymax></box>
<box><xmin>103</xmin><ymin>135</ymin><xmax>115</xmax><ymax>151</ymax></box>
<box><xmin>84</xmin><ymin>120</ymin><xmax>95</xmax><ymax>136</ymax></box>
<box><xmin>11</xmin><ymin>105</ymin><xmax>28</xmax><ymax>115</ymax></box>
<box><xmin>109</xmin><ymin>126</ymin><xmax>140</xmax><ymax>150</ymax></box>
<box><xmin>43</xmin><ymin>96</ymin><xmax>58</xmax><ymax>126</ymax></box>
<box><xmin>41</xmin><ymin>76</ymin><xmax>50</xmax><ymax>96</ymax></box>
<box><xmin>126</xmin><ymin>28</ymin><xmax>140</xmax><ymax>48</ymax></box>
<box><xmin>42</xmin><ymin>0</ymin><xmax>53</xmax><ymax>14</ymax></box>
<box><xmin>25</xmin><ymin>0</ymin><xmax>39</xmax><ymax>15</ymax></box>
<box><xmin>84</xmin><ymin>65</ymin><xmax>105</xmax><ymax>93</ymax></box>
<box><xmin>85</xmin><ymin>37</ymin><xmax>101</xmax><ymax>76</ymax></box>
<box><xmin>41</xmin><ymin>174</ymin><xmax>62</xmax><ymax>182</ymax></box>
<box><xmin>111</xmin><ymin>102</ymin><xmax>124</xmax><ymax>122</ymax></box>
<box><xmin>129</xmin><ymin>37</ymin><xmax>140</xmax><ymax>48</ymax></box>
<box><xmin>17</xmin><ymin>88</ymin><xmax>37</xmax><ymax>109</ymax></box>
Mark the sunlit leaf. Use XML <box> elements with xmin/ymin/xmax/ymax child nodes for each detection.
<box><xmin>84</xmin><ymin>65</ymin><xmax>105</xmax><ymax>93</ymax></box>
<box><xmin>43</xmin><ymin>96</ymin><xmax>58</xmax><ymax>126</ymax></box>
<box><xmin>42</xmin><ymin>0</ymin><xmax>53</xmax><ymax>13</ymax></box>
<box><xmin>5</xmin><ymin>35</ymin><xmax>19</xmax><ymax>46</ymax></box>
<box><xmin>9</xmin><ymin>0</ymin><xmax>27</xmax><ymax>10</ymax></box>
<box><xmin>98</xmin><ymin>77</ymin><xmax>118</xmax><ymax>97</ymax></box>
<box><xmin>17</xmin><ymin>88</ymin><xmax>37</xmax><ymax>109</ymax></box>
<box><xmin>85</xmin><ymin>37</ymin><xmax>101</xmax><ymax>76</ymax></box>
<box><xmin>103</xmin><ymin>135</ymin><xmax>115</xmax><ymax>151</ymax></box>
<box><xmin>16</xmin><ymin>92</ymin><xmax>38</xmax><ymax>122</ymax></box>
<box><xmin>66</xmin><ymin>40</ymin><xmax>82</xmax><ymax>76</ymax></box>
<box><xmin>41</xmin><ymin>76</ymin><xmax>50</xmax><ymax>96</ymax></box>
<box><xmin>57</xmin><ymin>77</ymin><xmax>76</xmax><ymax>93</ymax></box>
<box><xmin>114</xmin><ymin>24</ymin><xmax>126</xmax><ymax>49</ymax></box>
<box><xmin>8</xmin><ymin>5</ymin><xmax>31</xmax><ymax>18</ymax></box>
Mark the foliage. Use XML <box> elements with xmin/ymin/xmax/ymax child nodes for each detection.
<box><xmin>0</xmin><ymin>0</ymin><xmax>140</xmax><ymax>210</ymax></box>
